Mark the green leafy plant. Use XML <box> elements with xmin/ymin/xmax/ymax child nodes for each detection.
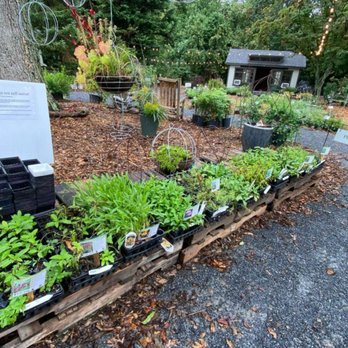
<box><xmin>208</xmin><ymin>78</ymin><xmax>225</xmax><ymax>90</ymax></box>
<box><xmin>43</xmin><ymin>68</ymin><xmax>74</xmax><ymax>96</ymax></box>
<box><xmin>143</xmin><ymin>102</ymin><xmax>167</xmax><ymax>122</ymax></box>
<box><xmin>151</xmin><ymin>144</ymin><xmax>192</xmax><ymax>173</ymax></box>
<box><xmin>194</xmin><ymin>89</ymin><xmax>231</xmax><ymax>121</ymax></box>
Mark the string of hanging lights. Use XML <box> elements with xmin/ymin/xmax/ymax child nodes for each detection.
<box><xmin>315</xmin><ymin>0</ymin><xmax>337</xmax><ymax>56</ymax></box>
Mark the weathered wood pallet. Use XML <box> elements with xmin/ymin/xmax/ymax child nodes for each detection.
<box><xmin>0</xmin><ymin>240</ymin><xmax>183</xmax><ymax>348</ymax></box>
<box><xmin>179</xmin><ymin>204</ymin><xmax>268</xmax><ymax>264</ymax></box>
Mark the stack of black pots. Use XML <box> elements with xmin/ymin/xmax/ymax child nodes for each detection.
<box><xmin>0</xmin><ymin>157</ymin><xmax>55</xmax><ymax>219</ymax></box>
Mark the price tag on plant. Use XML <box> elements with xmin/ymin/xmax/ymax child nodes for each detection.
<box><xmin>266</xmin><ymin>168</ymin><xmax>273</xmax><ymax>180</ymax></box>
<box><xmin>138</xmin><ymin>223</ymin><xmax>160</xmax><ymax>241</ymax></box>
<box><xmin>161</xmin><ymin>238</ymin><xmax>174</xmax><ymax>253</ymax></box>
<box><xmin>80</xmin><ymin>235</ymin><xmax>107</xmax><ymax>258</ymax></box>
<box><xmin>211</xmin><ymin>178</ymin><xmax>221</xmax><ymax>192</ymax></box>
<box><xmin>184</xmin><ymin>203</ymin><xmax>201</xmax><ymax>220</ymax></box>
<box><xmin>321</xmin><ymin>147</ymin><xmax>331</xmax><ymax>156</ymax></box>
<box><xmin>124</xmin><ymin>232</ymin><xmax>137</xmax><ymax>249</ymax></box>
<box><xmin>11</xmin><ymin>270</ymin><xmax>47</xmax><ymax>298</ymax></box>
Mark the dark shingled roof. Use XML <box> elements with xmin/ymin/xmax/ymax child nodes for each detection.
<box><xmin>226</xmin><ymin>48</ymin><xmax>307</xmax><ymax>68</ymax></box>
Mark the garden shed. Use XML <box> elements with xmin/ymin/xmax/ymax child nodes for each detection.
<box><xmin>226</xmin><ymin>48</ymin><xmax>307</xmax><ymax>91</ymax></box>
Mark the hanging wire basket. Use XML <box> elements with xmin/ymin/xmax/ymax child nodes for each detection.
<box><xmin>63</xmin><ymin>0</ymin><xmax>86</xmax><ymax>8</ymax></box>
<box><xmin>19</xmin><ymin>0</ymin><xmax>58</xmax><ymax>46</ymax></box>
<box><xmin>151</xmin><ymin>125</ymin><xmax>197</xmax><ymax>175</ymax></box>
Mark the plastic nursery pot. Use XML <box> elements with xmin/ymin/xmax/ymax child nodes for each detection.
<box><xmin>192</xmin><ymin>114</ymin><xmax>207</xmax><ymax>127</ymax></box>
<box><xmin>270</xmin><ymin>177</ymin><xmax>290</xmax><ymax>191</ymax></box>
<box><xmin>121</xmin><ymin>230</ymin><xmax>165</xmax><ymax>261</ymax></box>
<box><xmin>0</xmin><ymin>167</ymin><xmax>7</xmax><ymax>182</ymax></box>
<box><xmin>4</xmin><ymin>164</ymin><xmax>29</xmax><ymax>183</ymax></box>
<box><xmin>206</xmin><ymin>119</ymin><xmax>222</xmax><ymax>128</ymax></box>
<box><xmin>22</xmin><ymin>159</ymin><xmax>40</xmax><ymax>167</ymax></box>
<box><xmin>241</xmin><ymin>123</ymin><xmax>273</xmax><ymax>151</ymax></box>
<box><xmin>140</xmin><ymin>113</ymin><xmax>159</xmax><ymax>137</ymax></box>
<box><xmin>0</xmin><ymin>157</ymin><xmax>21</xmax><ymax>168</ymax></box>
<box><xmin>167</xmin><ymin>225</ymin><xmax>202</xmax><ymax>244</ymax></box>
<box><xmin>95</xmin><ymin>76</ymin><xmax>135</xmax><ymax>94</ymax></box>
<box><xmin>10</xmin><ymin>181</ymin><xmax>35</xmax><ymax>200</ymax></box>
<box><xmin>205</xmin><ymin>206</ymin><xmax>230</xmax><ymax>222</ymax></box>
<box><xmin>222</xmin><ymin>116</ymin><xmax>233</xmax><ymax>128</ymax></box>
<box><xmin>0</xmin><ymin>182</ymin><xmax>12</xmax><ymax>201</ymax></box>
<box><xmin>89</xmin><ymin>93</ymin><xmax>102</xmax><ymax>104</ymax></box>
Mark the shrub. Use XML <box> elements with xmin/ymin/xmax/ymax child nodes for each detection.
<box><xmin>143</xmin><ymin>102</ymin><xmax>166</xmax><ymax>122</ymax></box>
<box><xmin>208</xmin><ymin>78</ymin><xmax>225</xmax><ymax>90</ymax></box>
<box><xmin>43</xmin><ymin>68</ymin><xmax>74</xmax><ymax>96</ymax></box>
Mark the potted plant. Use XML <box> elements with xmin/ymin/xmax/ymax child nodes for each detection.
<box><xmin>151</xmin><ymin>144</ymin><xmax>193</xmax><ymax>175</ymax></box>
<box><xmin>43</xmin><ymin>69</ymin><xmax>74</xmax><ymax>100</ymax></box>
<box><xmin>240</xmin><ymin>97</ymin><xmax>274</xmax><ymax>151</ymax></box>
<box><xmin>193</xmin><ymin>89</ymin><xmax>231</xmax><ymax>127</ymax></box>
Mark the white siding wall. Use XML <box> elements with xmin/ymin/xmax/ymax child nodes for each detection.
<box><xmin>290</xmin><ymin>69</ymin><xmax>300</xmax><ymax>88</ymax></box>
<box><xmin>227</xmin><ymin>66</ymin><xmax>235</xmax><ymax>87</ymax></box>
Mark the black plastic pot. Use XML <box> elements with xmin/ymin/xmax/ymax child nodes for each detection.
<box><xmin>206</xmin><ymin>119</ymin><xmax>221</xmax><ymax>128</ymax></box>
<box><xmin>192</xmin><ymin>114</ymin><xmax>206</xmax><ymax>127</ymax></box>
<box><xmin>0</xmin><ymin>167</ymin><xmax>7</xmax><ymax>182</ymax></box>
<box><xmin>222</xmin><ymin>116</ymin><xmax>233</xmax><ymax>128</ymax></box>
<box><xmin>271</xmin><ymin>177</ymin><xmax>290</xmax><ymax>191</ymax></box>
<box><xmin>66</xmin><ymin>263</ymin><xmax>118</xmax><ymax>293</ymax></box>
<box><xmin>205</xmin><ymin>206</ymin><xmax>230</xmax><ymax>222</ymax></box>
<box><xmin>23</xmin><ymin>159</ymin><xmax>40</xmax><ymax>167</ymax></box>
<box><xmin>4</xmin><ymin>164</ymin><xmax>29</xmax><ymax>183</ymax></box>
<box><xmin>241</xmin><ymin>123</ymin><xmax>273</xmax><ymax>151</ymax></box>
<box><xmin>52</xmin><ymin>92</ymin><xmax>64</xmax><ymax>100</ymax></box>
<box><xmin>312</xmin><ymin>160</ymin><xmax>326</xmax><ymax>173</ymax></box>
<box><xmin>167</xmin><ymin>225</ymin><xmax>202</xmax><ymax>243</ymax></box>
<box><xmin>158</xmin><ymin>158</ymin><xmax>194</xmax><ymax>176</ymax></box>
<box><xmin>89</xmin><ymin>93</ymin><xmax>102</xmax><ymax>104</ymax></box>
<box><xmin>11</xmin><ymin>181</ymin><xmax>35</xmax><ymax>200</ymax></box>
<box><xmin>140</xmin><ymin>113</ymin><xmax>159</xmax><ymax>137</ymax></box>
<box><xmin>30</xmin><ymin>175</ymin><xmax>55</xmax><ymax>189</ymax></box>
<box><xmin>0</xmin><ymin>182</ymin><xmax>12</xmax><ymax>201</ymax></box>
<box><xmin>0</xmin><ymin>157</ymin><xmax>21</xmax><ymax>167</ymax></box>
<box><xmin>95</xmin><ymin>76</ymin><xmax>135</xmax><ymax>94</ymax></box>
<box><xmin>0</xmin><ymin>204</ymin><xmax>15</xmax><ymax>218</ymax></box>
<box><xmin>121</xmin><ymin>230</ymin><xmax>164</xmax><ymax>261</ymax></box>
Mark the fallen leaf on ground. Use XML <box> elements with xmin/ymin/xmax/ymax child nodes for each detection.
<box><xmin>267</xmin><ymin>327</ymin><xmax>277</xmax><ymax>339</ymax></box>
<box><xmin>326</xmin><ymin>267</ymin><xmax>336</xmax><ymax>276</ymax></box>
<box><xmin>243</xmin><ymin>320</ymin><xmax>252</xmax><ymax>329</ymax></box>
<box><xmin>218</xmin><ymin>318</ymin><xmax>229</xmax><ymax>327</ymax></box>
<box><xmin>192</xmin><ymin>338</ymin><xmax>207</xmax><ymax>348</ymax></box>
<box><xmin>210</xmin><ymin>322</ymin><xmax>216</xmax><ymax>333</ymax></box>
<box><xmin>226</xmin><ymin>338</ymin><xmax>235</xmax><ymax>348</ymax></box>
<box><xmin>231</xmin><ymin>325</ymin><xmax>239</xmax><ymax>336</ymax></box>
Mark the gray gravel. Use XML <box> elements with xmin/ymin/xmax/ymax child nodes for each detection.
<box><xmin>157</xmin><ymin>184</ymin><xmax>348</xmax><ymax>347</ymax></box>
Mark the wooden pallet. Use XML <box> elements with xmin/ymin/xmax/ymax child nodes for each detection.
<box><xmin>179</xmin><ymin>204</ymin><xmax>267</xmax><ymax>264</ymax></box>
<box><xmin>0</xmin><ymin>241</ymin><xmax>183</xmax><ymax>348</ymax></box>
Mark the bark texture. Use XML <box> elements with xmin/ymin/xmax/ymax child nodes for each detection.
<box><xmin>0</xmin><ymin>0</ymin><xmax>42</xmax><ymax>82</ymax></box>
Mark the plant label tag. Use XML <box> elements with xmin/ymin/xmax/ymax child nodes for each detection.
<box><xmin>282</xmin><ymin>175</ymin><xmax>290</xmax><ymax>181</ymax></box>
<box><xmin>321</xmin><ymin>147</ymin><xmax>331</xmax><ymax>156</ymax></box>
<box><xmin>211</xmin><ymin>178</ymin><xmax>221</xmax><ymax>192</ymax></box>
<box><xmin>334</xmin><ymin>129</ymin><xmax>348</xmax><ymax>145</ymax></box>
<box><xmin>264</xmin><ymin>185</ymin><xmax>271</xmax><ymax>194</ymax></box>
<box><xmin>184</xmin><ymin>203</ymin><xmax>200</xmax><ymax>220</ymax></box>
<box><xmin>124</xmin><ymin>232</ymin><xmax>137</xmax><ymax>249</ymax></box>
<box><xmin>11</xmin><ymin>270</ymin><xmax>47</xmax><ymax>298</ymax></box>
<box><xmin>198</xmin><ymin>201</ymin><xmax>206</xmax><ymax>215</ymax></box>
<box><xmin>315</xmin><ymin>160</ymin><xmax>325</xmax><ymax>168</ymax></box>
<box><xmin>212</xmin><ymin>205</ymin><xmax>229</xmax><ymax>218</ymax></box>
<box><xmin>266</xmin><ymin>168</ymin><xmax>273</xmax><ymax>180</ymax></box>
<box><xmin>138</xmin><ymin>223</ymin><xmax>160</xmax><ymax>241</ymax></box>
<box><xmin>161</xmin><ymin>238</ymin><xmax>174</xmax><ymax>253</ymax></box>
<box><xmin>81</xmin><ymin>235</ymin><xmax>107</xmax><ymax>258</ymax></box>
<box><xmin>323</xmin><ymin>115</ymin><xmax>331</xmax><ymax>120</ymax></box>
<box><xmin>24</xmin><ymin>294</ymin><xmax>53</xmax><ymax>312</ymax></box>
<box><xmin>304</xmin><ymin>155</ymin><xmax>315</xmax><ymax>164</ymax></box>
<box><xmin>88</xmin><ymin>264</ymin><xmax>113</xmax><ymax>276</ymax></box>
<box><xmin>278</xmin><ymin>169</ymin><xmax>288</xmax><ymax>180</ymax></box>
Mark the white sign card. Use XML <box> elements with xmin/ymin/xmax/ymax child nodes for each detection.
<box><xmin>138</xmin><ymin>223</ymin><xmax>160</xmax><ymax>241</ymax></box>
<box><xmin>334</xmin><ymin>129</ymin><xmax>348</xmax><ymax>145</ymax></box>
<box><xmin>80</xmin><ymin>235</ymin><xmax>107</xmax><ymax>258</ymax></box>
<box><xmin>211</xmin><ymin>178</ymin><xmax>221</xmax><ymax>192</ymax></box>
<box><xmin>0</xmin><ymin>80</ymin><xmax>54</xmax><ymax>163</ymax></box>
<box><xmin>11</xmin><ymin>270</ymin><xmax>47</xmax><ymax>298</ymax></box>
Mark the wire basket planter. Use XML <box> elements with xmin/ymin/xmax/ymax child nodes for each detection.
<box><xmin>63</xmin><ymin>0</ymin><xmax>86</xmax><ymax>8</ymax></box>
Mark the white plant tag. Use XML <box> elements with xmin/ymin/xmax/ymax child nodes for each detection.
<box><xmin>282</xmin><ymin>175</ymin><xmax>290</xmax><ymax>181</ymax></box>
<box><xmin>124</xmin><ymin>232</ymin><xmax>137</xmax><ymax>249</ymax></box>
<box><xmin>304</xmin><ymin>155</ymin><xmax>315</xmax><ymax>164</ymax></box>
<box><xmin>161</xmin><ymin>238</ymin><xmax>174</xmax><ymax>253</ymax></box>
<box><xmin>266</xmin><ymin>168</ymin><xmax>273</xmax><ymax>180</ymax></box>
<box><xmin>24</xmin><ymin>294</ymin><xmax>53</xmax><ymax>312</ymax></box>
<box><xmin>198</xmin><ymin>201</ymin><xmax>206</xmax><ymax>215</ymax></box>
<box><xmin>88</xmin><ymin>264</ymin><xmax>113</xmax><ymax>276</ymax></box>
<box><xmin>278</xmin><ymin>169</ymin><xmax>288</xmax><ymax>180</ymax></box>
<box><xmin>184</xmin><ymin>203</ymin><xmax>200</xmax><ymax>220</ymax></box>
<box><xmin>211</xmin><ymin>178</ymin><xmax>221</xmax><ymax>192</ymax></box>
<box><xmin>323</xmin><ymin>115</ymin><xmax>331</xmax><ymax>120</ymax></box>
<box><xmin>80</xmin><ymin>235</ymin><xmax>107</xmax><ymax>258</ymax></box>
<box><xmin>315</xmin><ymin>160</ymin><xmax>325</xmax><ymax>168</ymax></box>
<box><xmin>11</xmin><ymin>270</ymin><xmax>47</xmax><ymax>298</ymax></box>
<box><xmin>212</xmin><ymin>205</ymin><xmax>229</xmax><ymax>218</ymax></box>
<box><xmin>264</xmin><ymin>185</ymin><xmax>271</xmax><ymax>194</ymax></box>
<box><xmin>321</xmin><ymin>147</ymin><xmax>331</xmax><ymax>156</ymax></box>
<box><xmin>138</xmin><ymin>223</ymin><xmax>160</xmax><ymax>241</ymax></box>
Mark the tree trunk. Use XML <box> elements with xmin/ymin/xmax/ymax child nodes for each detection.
<box><xmin>0</xmin><ymin>0</ymin><xmax>42</xmax><ymax>82</ymax></box>
<box><xmin>314</xmin><ymin>62</ymin><xmax>333</xmax><ymax>97</ymax></box>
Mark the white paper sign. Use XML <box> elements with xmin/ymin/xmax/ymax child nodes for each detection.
<box><xmin>334</xmin><ymin>129</ymin><xmax>348</xmax><ymax>145</ymax></box>
<box><xmin>80</xmin><ymin>235</ymin><xmax>107</xmax><ymax>258</ymax></box>
<box><xmin>11</xmin><ymin>270</ymin><xmax>47</xmax><ymax>298</ymax></box>
<box><xmin>211</xmin><ymin>178</ymin><xmax>221</xmax><ymax>192</ymax></box>
<box><xmin>184</xmin><ymin>203</ymin><xmax>201</xmax><ymax>220</ymax></box>
<box><xmin>0</xmin><ymin>80</ymin><xmax>54</xmax><ymax>163</ymax></box>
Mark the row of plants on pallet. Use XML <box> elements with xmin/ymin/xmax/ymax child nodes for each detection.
<box><xmin>0</xmin><ymin>146</ymin><xmax>324</xmax><ymax>329</ymax></box>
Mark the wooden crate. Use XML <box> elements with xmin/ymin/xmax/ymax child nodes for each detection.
<box><xmin>0</xmin><ymin>240</ymin><xmax>183</xmax><ymax>348</ymax></box>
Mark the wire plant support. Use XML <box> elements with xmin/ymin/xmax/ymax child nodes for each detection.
<box><xmin>63</xmin><ymin>0</ymin><xmax>86</xmax><ymax>8</ymax></box>
<box><xmin>19</xmin><ymin>0</ymin><xmax>58</xmax><ymax>46</ymax></box>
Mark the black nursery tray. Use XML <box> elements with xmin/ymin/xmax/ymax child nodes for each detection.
<box><xmin>0</xmin><ymin>167</ymin><xmax>7</xmax><ymax>182</ymax></box>
<box><xmin>121</xmin><ymin>230</ymin><xmax>164</xmax><ymax>261</ymax></box>
<box><xmin>271</xmin><ymin>177</ymin><xmax>290</xmax><ymax>191</ymax></box>
<box><xmin>0</xmin><ymin>157</ymin><xmax>21</xmax><ymax>168</ymax></box>
<box><xmin>66</xmin><ymin>263</ymin><xmax>119</xmax><ymax>293</ymax></box>
<box><xmin>205</xmin><ymin>207</ymin><xmax>230</xmax><ymax>222</ymax></box>
<box><xmin>0</xmin><ymin>182</ymin><xmax>12</xmax><ymax>201</ymax></box>
<box><xmin>167</xmin><ymin>225</ymin><xmax>202</xmax><ymax>243</ymax></box>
